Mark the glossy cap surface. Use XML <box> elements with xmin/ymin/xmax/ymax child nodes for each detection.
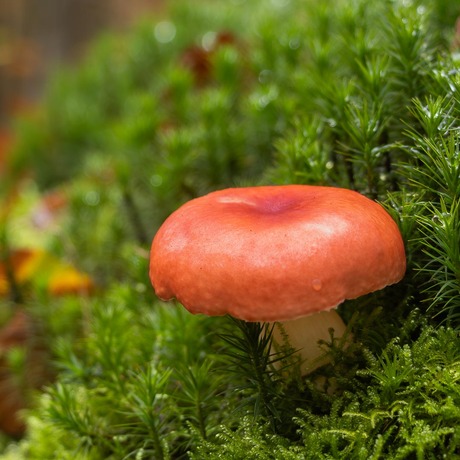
<box><xmin>150</xmin><ymin>185</ymin><xmax>406</xmax><ymax>321</ymax></box>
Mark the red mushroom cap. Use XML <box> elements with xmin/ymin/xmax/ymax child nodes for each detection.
<box><xmin>149</xmin><ymin>185</ymin><xmax>406</xmax><ymax>322</ymax></box>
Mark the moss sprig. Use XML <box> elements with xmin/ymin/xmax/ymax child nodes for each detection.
<box><xmin>218</xmin><ymin>319</ymin><xmax>285</xmax><ymax>430</ymax></box>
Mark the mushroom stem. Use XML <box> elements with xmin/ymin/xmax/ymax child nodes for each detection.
<box><xmin>271</xmin><ymin>309</ymin><xmax>349</xmax><ymax>375</ymax></box>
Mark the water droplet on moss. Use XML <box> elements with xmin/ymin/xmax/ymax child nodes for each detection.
<box><xmin>84</xmin><ymin>191</ymin><xmax>100</xmax><ymax>206</ymax></box>
<box><xmin>154</xmin><ymin>21</ymin><xmax>176</xmax><ymax>44</ymax></box>
<box><xmin>150</xmin><ymin>174</ymin><xmax>163</xmax><ymax>187</ymax></box>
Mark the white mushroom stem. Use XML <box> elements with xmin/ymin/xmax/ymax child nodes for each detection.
<box><xmin>270</xmin><ymin>309</ymin><xmax>349</xmax><ymax>375</ymax></box>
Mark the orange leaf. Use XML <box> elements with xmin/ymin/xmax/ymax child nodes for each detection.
<box><xmin>0</xmin><ymin>248</ymin><xmax>94</xmax><ymax>297</ymax></box>
<box><xmin>0</xmin><ymin>248</ymin><xmax>44</xmax><ymax>296</ymax></box>
<box><xmin>47</xmin><ymin>265</ymin><xmax>94</xmax><ymax>296</ymax></box>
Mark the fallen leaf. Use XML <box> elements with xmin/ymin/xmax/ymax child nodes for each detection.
<box><xmin>0</xmin><ymin>248</ymin><xmax>94</xmax><ymax>298</ymax></box>
<box><xmin>48</xmin><ymin>264</ymin><xmax>94</xmax><ymax>296</ymax></box>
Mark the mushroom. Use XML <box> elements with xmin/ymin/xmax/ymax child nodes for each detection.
<box><xmin>149</xmin><ymin>185</ymin><xmax>406</xmax><ymax>374</ymax></box>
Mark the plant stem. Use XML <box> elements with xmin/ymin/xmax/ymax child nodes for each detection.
<box><xmin>122</xmin><ymin>189</ymin><xmax>149</xmax><ymax>246</ymax></box>
<box><xmin>0</xmin><ymin>227</ymin><xmax>23</xmax><ymax>305</ymax></box>
<box><xmin>196</xmin><ymin>399</ymin><xmax>207</xmax><ymax>440</ymax></box>
<box><xmin>150</xmin><ymin>425</ymin><xmax>164</xmax><ymax>460</ymax></box>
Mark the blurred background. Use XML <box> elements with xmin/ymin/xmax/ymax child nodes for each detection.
<box><xmin>0</xmin><ymin>0</ymin><xmax>163</xmax><ymax>128</ymax></box>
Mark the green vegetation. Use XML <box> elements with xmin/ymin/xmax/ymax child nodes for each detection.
<box><xmin>1</xmin><ymin>0</ymin><xmax>460</xmax><ymax>458</ymax></box>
